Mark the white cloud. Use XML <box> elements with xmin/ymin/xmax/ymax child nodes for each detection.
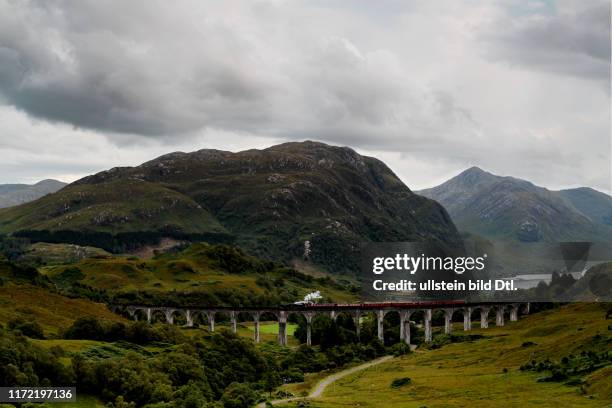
<box><xmin>0</xmin><ymin>106</ymin><xmax>282</xmax><ymax>183</ymax></box>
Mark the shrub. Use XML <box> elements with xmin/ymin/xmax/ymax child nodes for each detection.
<box><xmin>171</xmin><ymin>380</ymin><xmax>215</xmax><ymax>408</ymax></box>
<box><xmin>63</xmin><ymin>317</ymin><xmax>186</xmax><ymax>344</ymax></box>
<box><xmin>280</xmin><ymin>344</ymin><xmax>328</xmax><ymax>373</ymax></box>
<box><xmin>389</xmin><ymin>342</ymin><xmax>411</xmax><ymax>357</ymax></box>
<box><xmin>74</xmin><ymin>352</ymin><xmax>173</xmax><ymax>405</ymax></box>
<box><xmin>390</xmin><ymin>377</ymin><xmax>411</xmax><ymax>388</ymax></box>
<box><xmin>8</xmin><ymin>318</ymin><xmax>45</xmax><ymax>339</ymax></box>
<box><xmin>281</xmin><ymin>368</ymin><xmax>304</xmax><ymax>383</ymax></box>
<box><xmin>53</xmin><ymin>267</ymin><xmax>85</xmax><ymax>287</ymax></box>
<box><xmin>262</xmin><ymin>370</ymin><xmax>281</xmax><ymax>397</ymax></box>
<box><xmin>274</xmin><ymin>390</ymin><xmax>294</xmax><ymax>399</ymax></box>
<box><xmin>0</xmin><ymin>328</ymin><xmax>74</xmax><ymax>386</ymax></box>
<box><xmin>220</xmin><ymin>382</ymin><xmax>258</xmax><ymax>408</ymax></box>
<box><xmin>63</xmin><ymin>317</ymin><xmax>104</xmax><ymax>340</ymax></box>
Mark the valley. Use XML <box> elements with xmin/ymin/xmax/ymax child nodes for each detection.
<box><xmin>0</xmin><ymin>0</ymin><xmax>609</xmax><ymax>406</ymax></box>
<box><xmin>276</xmin><ymin>303</ymin><xmax>611</xmax><ymax>408</ymax></box>
<box><xmin>0</xmin><ymin>142</ymin><xmax>609</xmax><ymax>408</ymax></box>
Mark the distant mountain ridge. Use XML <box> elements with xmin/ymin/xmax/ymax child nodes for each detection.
<box><xmin>0</xmin><ymin>179</ymin><xmax>66</xmax><ymax>208</ymax></box>
<box><xmin>0</xmin><ymin>141</ymin><xmax>462</xmax><ymax>274</ymax></box>
<box><xmin>558</xmin><ymin>187</ymin><xmax>612</xmax><ymax>228</ymax></box>
<box><xmin>418</xmin><ymin>167</ymin><xmax>612</xmax><ymax>243</ymax></box>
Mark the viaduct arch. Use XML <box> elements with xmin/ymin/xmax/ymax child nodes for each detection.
<box><xmin>111</xmin><ymin>301</ymin><xmax>530</xmax><ymax>346</ymax></box>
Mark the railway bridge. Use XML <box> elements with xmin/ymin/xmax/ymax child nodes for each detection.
<box><xmin>109</xmin><ymin>301</ymin><xmax>529</xmax><ymax>346</ymax></box>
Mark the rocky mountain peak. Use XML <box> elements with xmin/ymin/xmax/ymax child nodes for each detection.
<box><xmin>0</xmin><ymin>141</ymin><xmax>462</xmax><ymax>274</ymax></box>
<box><xmin>418</xmin><ymin>167</ymin><xmax>612</xmax><ymax>243</ymax></box>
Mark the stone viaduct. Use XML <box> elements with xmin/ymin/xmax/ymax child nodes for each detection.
<box><xmin>110</xmin><ymin>301</ymin><xmax>529</xmax><ymax>347</ymax></box>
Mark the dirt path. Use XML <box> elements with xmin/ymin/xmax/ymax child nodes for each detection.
<box><xmin>257</xmin><ymin>355</ymin><xmax>393</xmax><ymax>407</ymax></box>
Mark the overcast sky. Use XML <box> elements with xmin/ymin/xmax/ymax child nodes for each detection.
<box><xmin>0</xmin><ymin>0</ymin><xmax>610</xmax><ymax>193</ymax></box>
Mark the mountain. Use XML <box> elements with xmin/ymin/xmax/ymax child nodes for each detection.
<box><xmin>558</xmin><ymin>187</ymin><xmax>612</xmax><ymax>228</ymax></box>
<box><xmin>0</xmin><ymin>179</ymin><xmax>66</xmax><ymax>208</ymax></box>
<box><xmin>418</xmin><ymin>167</ymin><xmax>612</xmax><ymax>243</ymax></box>
<box><xmin>0</xmin><ymin>141</ymin><xmax>462</xmax><ymax>274</ymax></box>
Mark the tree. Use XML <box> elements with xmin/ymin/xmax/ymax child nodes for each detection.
<box><xmin>220</xmin><ymin>382</ymin><xmax>258</xmax><ymax>408</ymax></box>
<box><xmin>63</xmin><ymin>317</ymin><xmax>104</xmax><ymax>340</ymax></box>
<box><xmin>262</xmin><ymin>370</ymin><xmax>281</xmax><ymax>397</ymax></box>
<box><xmin>110</xmin><ymin>396</ymin><xmax>135</xmax><ymax>408</ymax></box>
<box><xmin>8</xmin><ymin>318</ymin><xmax>45</xmax><ymax>339</ymax></box>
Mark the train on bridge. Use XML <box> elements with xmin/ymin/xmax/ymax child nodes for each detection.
<box><xmin>110</xmin><ymin>300</ymin><xmax>529</xmax><ymax>347</ymax></box>
<box><xmin>286</xmin><ymin>300</ymin><xmax>468</xmax><ymax>309</ymax></box>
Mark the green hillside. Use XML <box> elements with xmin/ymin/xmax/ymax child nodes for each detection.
<box><xmin>0</xmin><ymin>179</ymin><xmax>228</xmax><ymax>234</ymax></box>
<box><xmin>278</xmin><ymin>303</ymin><xmax>611</xmax><ymax>408</ymax></box>
<box><xmin>1</xmin><ymin>252</ymin><xmax>609</xmax><ymax>407</ymax></box>
<box><xmin>0</xmin><ymin>284</ymin><xmax>127</xmax><ymax>336</ymax></box>
<box><xmin>41</xmin><ymin>242</ymin><xmax>358</xmax><ymax>306</ymax></box>
<box><xmin>21</xmin><ymin>242</ymin><xmax>112</xmax><ymax>265</ymax></box>
<box><xmin>0</xmin><ymin>256</ymin><xmax>127</xmax><ymax>336</ymax></box>
<box><xmin>0</xmin><ymin>252</ymin><xmax>363</xmax><ymax>408</ymax></box>
<box><xmin>0</xmin><ymin>141</ymin><xmax>462</xmax><ymax>274</ymax></box>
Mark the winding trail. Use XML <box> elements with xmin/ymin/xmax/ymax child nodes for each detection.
<box><xmin>257</xmin><ymin>355</ymin><xmax>393</xmax><ymax>407</ymax></box>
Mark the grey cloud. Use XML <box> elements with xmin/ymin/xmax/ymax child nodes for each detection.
<box><xmin>481</xmin><ymin>1</ymin><xmax>611</xmax><ymax>82</ymax></box>
<box><xmin>0</xmin><ymin>0</ymin><xmax>608</xmax><ymax>194</ymax></box>
<box><xmin>0</xmin><ymin>0</ymin><xmax>279</xmax><ymax>137</ymax></box>
<box><xmin>0</xmin><ymin>0</ymin><xmax>477</xmax><ymax>141</ymax></box>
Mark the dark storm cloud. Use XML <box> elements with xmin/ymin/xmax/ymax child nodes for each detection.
<box><xmin>0</xmin><ymin>0</ymin><xmax>279</xmax><ymax>137</ymax></box>
<box><xmin>0</xmin><ymin>0</ymin><xmax>480</xmax><ymax>140</ymax></box>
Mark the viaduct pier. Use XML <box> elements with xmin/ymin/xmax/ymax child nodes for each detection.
<box><xmin>109</xmin><ymin>301</ymin><xmax>529</xmax><ymax>346</ymax></box>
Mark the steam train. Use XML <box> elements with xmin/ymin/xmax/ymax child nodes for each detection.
<box><xmin>285</xmin><ymin>300</ymin><xmax>467</xmax><ymax>309</ymax></box>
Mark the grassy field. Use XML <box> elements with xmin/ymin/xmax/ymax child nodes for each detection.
<box><xmin>179</xmin><ymin>321</ymin><xmax>300</xmax><ymax>346</ymax></box>
<box><xmin>0</xmin><ymin>283</ymin><xmax>127</xmax><ymax>336</ymax></box>
<box><xmin>40</xmin><ymin>243</ymin><xmax>357</xmax><ymax>304</ymax></box>
<box><xmin>21</xmin><ymin>242</ymin><xmax>112</xmax><ymax>265</ymax></box>
<box><xmin>0</xmin><ymin>395</ymin><xmax>105</xmax><ymax>408</ymax></box>
<box><xmin>1</xmin><ymin>247</ymin><xmax>609</xmax><ymax>407</ymax></box>
<box><xmin>277</xmin><ymin>303</ymin><xmax>611</xmax><ymax>408</ymax></box>
<box><xmin>30</xmin><ymin>338</ymin><xmax>107</xmax><ymax>353</ymax></box>
<box><xmin>52</xmin><ymin>394</ymin><xmax>106</xmax><ymax>407</ymax></box>
<box><xmin>250</xmin><ymin>321</ymin><xmax>297</xmax><ymax>336</ymax></box>
<box><xmin>283</xmin><ymin>371</ymin><xmax>328</xmax><ymax>397</ymax></box>
<box><xmin>2</xmin><ymin>277</ymin><xmax>609</xmax><ymax>408</ymax></box>
<box><xmin>250</xmin><ymin>321</ymin><xmax>299</xmax><ymax>346</ymax></box>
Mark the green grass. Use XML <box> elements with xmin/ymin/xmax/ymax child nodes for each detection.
<box><xmin>0</xmin><ymin>179</ymin><xmax>227</xmax><ymax>235</ymax></box>
<box><xmin>40</xmin><ymin>243</ymin><xmax>357</xmax><ymax>304</ymax></box>
<box><xmin>0</xmin><ymin>283</ymin><xmax>128</xmax><ymax>336</ymax></box>
<box><xmin>166</xmin><ymin>321</ymin><xmax>300</xmax><ymax>346</ymax></box>
<box><xmin>249</xmin><ymin>322</ymin><xmax>298</xmax><ymax>336</ymax></box>
<box><xmin>21</xmin><ymin>242</ymin><xmax>112</xmax><ymax>265</ymax></box>
<box><xmin>282</xmin><ymin>370</ymin><xmax>334</xmax><ymax>397</ymax></box>
<box><xmin>30</xmin><ymin>339</ymin><xmax>106</xmax><ymax>353</ymax></box>
<box><xmin>53</xmin><ymin>394</ymin><xmax>105</xmax><ymax>407</ymax></box>
<box><xmin>236</xmin><ymin>321</ymin><xmax>299</xmax><ymax>346</ymax></box>
<box><xmin>277</xmin><ymin>303</ymin><xmax>611</xmax><ymax>408</ymax></box>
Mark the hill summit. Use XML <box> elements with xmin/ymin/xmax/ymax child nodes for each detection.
<box><xmin>0</xmin><ymin>179</ymin><xmax>66</xmax><ymax>208</ymax></box>
<box><xmin>0</xmin><ymin>141</ymin><xmax>462</xmax><ymax>273</ymax></box>
<box><xmin>418</xmin><ymin>167</ymin><xmax>612</xmax><ymax>243</ymax></box>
